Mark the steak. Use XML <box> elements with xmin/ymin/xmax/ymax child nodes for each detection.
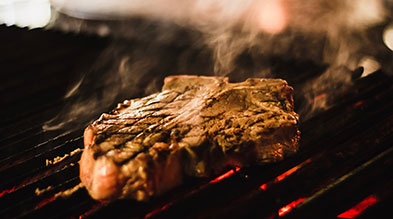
<box><xmin>80</xmin><ymin>75</ymin><xmax>300</xmax><ymax>201</ymax></box>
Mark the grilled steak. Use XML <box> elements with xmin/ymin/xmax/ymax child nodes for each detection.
<box><xmin>80</xmin><ymin>75</ymin><xmax>300</xmax><ymax>201</ymax></box>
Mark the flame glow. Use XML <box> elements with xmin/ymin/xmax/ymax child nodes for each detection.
<box><xmin>210</xmin><ymin>167</ymin><xmax>240</xmax><ymax>183</ymax></box>
<box><xmin>0</xmin><ymin>187</ymin><xmax>16</xmax><ymax>197</ymax></box>
<box><xmin>337</xmin><ymin>195</ymin><xmax>378</xmax><ymax>218</ymax></box>
<box><xmin>259</xmin><ymin>159</ymin><xmax>311</xmax><ymax>192</ymax></box>
<box><xmin>352</xmin><ymin>101</ymin><xmax>363</xmax><ymax>108</ymax></box>
<box><xmin>145</xmin><ymin>203</ymin><xmax>170</xmax><ymax>218</ymax></box>
<box><xmin>34</xmin><ymin>195</ymin><xmax>56</xmax><ymax>209</ymax></box>
<box><xmin>278</xmin><ymin>197</ymin><xmax>306</xmax><ymax>217</ymax></box>
<box><xmin>274</xmin><ymin>159</ymin><xmax>312</xmax><ymax>183</ymax></box>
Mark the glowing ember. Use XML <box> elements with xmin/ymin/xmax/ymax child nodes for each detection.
<box><xmin>35</xmin><ymin>195</ymin><xmax>56</xmax><ymax>210</ymax></box>
<box><xmin>278</xmin><ymin>197</ymin><xmax>306</xmax><ymax>217</ymax></box>
<box><xmin>210</xmin><ymin>167</ymin><xmax>241</xmax><ymax>183</ymax></box>
<box><xmin>352</xmin><ymin>101</ymin><xmax>364</xmax><ymax>108</ymax></box>
<box><xmin>314</xmin><ymin>93</ymin><xmax>327</xmax><ymax>102</ymax></box>
<box><xmin>147</xmin><ymin>167</ymin><xmax>241</xmax><ymax>217</ymax></box>
<box><xmin>0</xmin><ymin>187</ymin><xmax>16</xmax><ymax>197</ymax></box>
<box><xmin>274</xmin><ymin>159</ymin><xmax>312</xmax><ymax>182</ymax></box>
<box><xmin>337</xmin><ymin>195</ymin><xmax>378</xmax><ymax>218</ymax></box>
<box><xmin>259</xmin><ymin>159</ymin><xmax>311</xmax><ymax>191</ymax></box>
<box><xmin>146</xmin><ymin>204</ymin><xmax>170</xmax><ymax>218</ymax></box>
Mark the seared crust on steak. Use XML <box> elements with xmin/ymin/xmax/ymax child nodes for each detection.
<box><xmin>80</xmin><ymin>75</ymin><xmax>300</xmax><ymax>201</ymax></box>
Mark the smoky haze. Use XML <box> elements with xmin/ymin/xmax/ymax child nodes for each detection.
<box><xmin>43</xmin><ymin>0</ymin><xmax>390</xmax><ymax>130</ymax></box>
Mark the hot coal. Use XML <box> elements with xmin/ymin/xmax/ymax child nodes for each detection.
<box><xmin>79</xmin><ymin>75</ymin><xmax>300</xmax><ymax>201</ymax></box>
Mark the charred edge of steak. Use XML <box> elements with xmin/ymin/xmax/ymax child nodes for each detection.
<box><xmin>80</xmin><ymin>75</ymin><xmax>300</xmax><ymax>201</ymax></box>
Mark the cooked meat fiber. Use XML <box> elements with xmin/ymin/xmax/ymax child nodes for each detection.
<box><xmin>80</xmin><ymin>75</ymin><xmax>300</xmax><ymax>201</ymax></box>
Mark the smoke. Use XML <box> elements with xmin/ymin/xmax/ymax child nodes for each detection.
<box><xmin>43</xmin><ymin>36</ymin><xmax>187</xmax><ymax>130</ymax></box>
<box><xmin>43</xmin><ymin>0</ymin><xmax>390</xmax><ymax>130</ymax></box>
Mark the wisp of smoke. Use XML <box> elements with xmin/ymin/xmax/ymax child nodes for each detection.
<box><xmin>44</xmin><ymin>0</ymin><xmax>390</xmax><ymax>130</ymax></box>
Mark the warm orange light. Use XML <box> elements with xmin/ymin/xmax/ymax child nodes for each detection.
<box><xmin>257</xmin><ymin>0</ymin><xmax>286</xmax><ymax>34</ymax></box>
<box><xmin>278</xmin><ymin>197</ymin><xmax>306</xmax><ymax>217</ymax></box>
<box><xmin>210</xmin><ymin>167</ymin><xmax>241</xmax><ymax>183</ymax></box>
<box><xmin>337</xmin><ymin>195</ymin><xmax>378</xmax><ymax>218</ymax></box>
<box><xmin>260</xmin><ymin>183</ymin><xmax>267</xmax><ymax>190</ymax></box>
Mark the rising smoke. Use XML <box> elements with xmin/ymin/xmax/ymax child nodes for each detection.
<box><xmin>44</xmin><ymin>0</ymin><xmax>390</xmax><ymax>130</ymax></box>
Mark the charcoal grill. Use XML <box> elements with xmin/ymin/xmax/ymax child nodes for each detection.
<box><xmin>1</xmin><ymin>22</ymin><xmax>392</xmax><ymax>219</ymax></box>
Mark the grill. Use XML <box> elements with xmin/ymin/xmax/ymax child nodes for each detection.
<box><xmin>1</xmin><ymin>23</ymin><xmax>392</xmax><ymax>219</ymax></box>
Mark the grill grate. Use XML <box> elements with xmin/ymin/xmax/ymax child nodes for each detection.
<box><xmin>1</xmin><ymin>24</ymin><xmax>392</xmax><ymax>218</ymax></box>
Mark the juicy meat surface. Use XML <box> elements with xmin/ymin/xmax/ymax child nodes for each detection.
<box><xmin>80</xmin><ymin>75</ymin><xmax>300</xmax><ymax>201</ymax></box>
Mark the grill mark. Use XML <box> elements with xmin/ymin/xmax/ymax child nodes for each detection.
<box><xmin>95</xmin><ymin>113</ymin><xmax>180</xmax><ymax>160</ymax></box>
<box><xmin>96</xmin><ymin>97</ymin><xmax>292</xmax><ymax>157</ymax></box>
<box><xmin>115</xmin><ymin>145</ymin><xmax>151</xmax><ymax>166</ymax></box>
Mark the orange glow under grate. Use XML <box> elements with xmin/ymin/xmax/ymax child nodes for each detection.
<box><xmin>35</xmin><ymin>195</ymin><xmax>56</xmax><ymax>210</ymax></box>
<box><xmin>145</xmin><ymin>203</ymin><xmax>170</xmax><ymax>218</ymax></box>
<box><xmin>352</xmin><ymin>100</ymin><xmax>364</xmax><ymax>108</ymax></box>
<box><xmin>147</xmin><ymin>167</ymin><xmax>241</xmax><ymax>217</ymax></box>
<box><xmin>278</xmin><ymin>197</ymin><xmax>306</xmax><ymax>216</ymax></box>
<box><xmin>275</xmin><ymin>159</ymin><xmax>312</xmax><ymax>183</ymax></box>
<box><xmin>314</xmin><ymin>93</ymin><xmax>327</xmax><ymax>102</ymax></box>
<box><xmin>210</xmin><ymin>167</ymin><xmax>241</xmax><ymax>183</ymax></box>
<box><xmin>79</xmin><ymin>203</ymin><xmax>104</xmax><ymax>219</ymax></box>
<box><xmin>259</xmin><ymin>159</ymin><xmax>312</xmax><ymax>191</ymax></box>
<box><xmin>0</xmin><ymin>187</ymin><xmax>16</xmax><ymax>197</ymax></box>
<box><xmin>337</xmin><ymin>195</ymin><xmax>378</xmax><ymax>218</ymax></box>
